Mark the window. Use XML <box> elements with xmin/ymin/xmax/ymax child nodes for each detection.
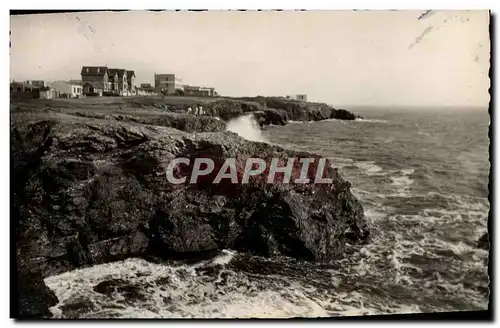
<box><xmin>73</xmin><ymin>87</ymin><xmax>76</xmax><ymax>93</ymax></box>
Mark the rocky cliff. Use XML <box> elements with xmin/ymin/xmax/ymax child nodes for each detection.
<box><xmin>12</xmin><ymin>109</ymin><xmax>368</xmax><ymax>318</ymax></box>
<box><xmin>125</xmin><ymin>96</ymin><xmax>359</xmax><ymax>126</ymax></box>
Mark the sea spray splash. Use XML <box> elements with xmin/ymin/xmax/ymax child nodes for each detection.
<box><xmin>226</xmin><ymin>114</ymin><xmax>267</xmax><ymax>143</ymax></box>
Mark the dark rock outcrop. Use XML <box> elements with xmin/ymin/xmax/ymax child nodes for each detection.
<box><xmin>12</xmin><ymin>111</ymin><xmax>369</xmax><ymax>317</ymax></box>
<box><xmin>116</xmin><ymin>113</ymin><xmax>226</xmax><ymax>133</ymax></box>
<box><xmin>253</xmin><ymin>109</ymin><xmax>289</xmax><ymax>126</ymax></box>
<box><xmin>477</xmin><ymin>232</ymin><xmax>489</xmax><ymax>250</ymax></box>
<box><xmin>15</xmin><ymin>270</ymin><xmax>58</xmax><ymax>319</ymax></box>
<box><xmin>233</xmin><ymin>97</ymin><xmax>357</xmax><ymax>122</ymax></box>
<box><xmin>331</xmin><ymin>108</ymin><xmax>357</xmax><ymax>120</ymax></box>
<box><xmin>126</xmin><ymin>96</ymin><xmax>359</xmax><ymax>125</ymax></box>
<box><xmin>205</xmin><ymin>99</ymin><xmax>264</xmax><ymax>121</ymax></box>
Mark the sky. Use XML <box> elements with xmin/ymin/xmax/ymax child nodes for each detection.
<box><xmin>10</xmin><ymin>10</ymin><xmax>490</xmax><ymax>107</ymax></box>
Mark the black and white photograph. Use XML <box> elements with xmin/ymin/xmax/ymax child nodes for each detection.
<box><xmin>10</xmin><ymin>9</ymin><xmax>491</xmax><ymax>320</ymax></box>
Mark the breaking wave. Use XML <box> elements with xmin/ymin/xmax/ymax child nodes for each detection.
<box><xmin>355</xmin><ymin>118</ymin><xmax>389</xmax><ymax>123</ymax></box>
<box><xmin>226</xmin><ymin>114</ymin><xmax>267</xmax><ymax>143</ymax></box>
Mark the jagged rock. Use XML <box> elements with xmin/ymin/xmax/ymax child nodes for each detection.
<box><xmin>478</xmin><ymin>232</ymin><xmax>489</xmax><ymax>250</ymax></box>
<box><xmin>12</xmin><ymin>110</ymin><xmax>369</xmax><ymax>317</ymax></box>
<box><xmin>232</xmin><ymin>97</ymin><xmax>357</xmax><ymax>122</ymax></box>
<box><xmin>13</xmin><ymin>112</ymin><xmax>368</xmax><ymax>273</ymax></box>
<box><xmin>205</xmin><ymin>99</ymin><xmax>264</xmax><ymax>121</ymax></box>
<box><xmin>128</xmin><ymin>96</ymin><xmax>358</xmax><ymax>124</ymax></box>
<box><xmin>331</xmin><ymin>108</ymin><xmax>357</xmax><ymax>120</ymax></box>
<box><xmin>253</xmin><ymin>109</ymin><xmax>289</xmax><ymax>126</ymax></box>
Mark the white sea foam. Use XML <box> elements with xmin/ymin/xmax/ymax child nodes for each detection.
<box><xmin>390</xmin><ymin>174</ymin><xmax>414</xmax><ymax>195</ymax></box>
<box><xmin>355</xmin><ymin>118</ymin><xmax>389</xmax><ymax>123</ymax></box>
<box><xmin>325</xmin><ymin>157</ymin><xmax>354</xmax><ymax>170</ymax></box>
<box><xmin>354</xmin><ymin>161</ymin><xmax>385</xmax><ymax>176</ymax></box>
<box><xmin>390</xmin><ymin>168</ymin><xmax>415</xmax><ymax>191</ymax></box>
<box><xmin>318</xmin><ymin>118</ymin><xmax>347</xmax><ymax>123</ymax></box>
<box><xmin>44</xmin><ymin>244</ymin><xmax>448</xmax><ymax>319</ymax></box>
<box><xmin>202</xmin><ymin>249</ymin><xmax>236</xmax><ymax>267</ymax></box>
<box><xmin>400</xmin><ymin>168</ymin><xmax>415</xmax><ymax>175</ymax></box>
<box><xmin>43</xmin><ymin>256</ymin><xmax>337</xmax><ymax>319</ymax></box>
<box><xmin>226</xmin><ymin>114</ymin><xmax>267</xmax><ymax>143</ymax></box>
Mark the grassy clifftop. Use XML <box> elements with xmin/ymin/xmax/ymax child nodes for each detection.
<box><xmin>11</xmin><ymin>95</ymin><xmax>360</xmax><ymax>131</ymax></box>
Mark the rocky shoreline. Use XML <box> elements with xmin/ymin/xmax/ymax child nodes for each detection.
<box><xmin>12</xmin><ymin>97</ymin><xmax>368</xmax><ymax>318</ymax></box>
<box><xmin>13</xmin><ymin>95</ymin><xmax>360</xmax><ymax>132</ymax></box>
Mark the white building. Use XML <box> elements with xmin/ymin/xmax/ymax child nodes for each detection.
<box><xmin>49</xmin><ymin>81</ymin><xmax>84</xmax><ymax>98</ymax></box>
<box><xmin>286</xmin><ymin>94</ymin><xmax>307</xmax><ymax>102</ymax></box>
<box><xmin>39</xmin><ymin>89</ymin><xmax>55</xmax><ymax>99</ymax></box>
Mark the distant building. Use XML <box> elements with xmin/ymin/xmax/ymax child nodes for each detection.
<box><xmin>39</xmin><ymin>88</ymin><xmax>56</xmax><ymax>99</ymax></box>
<box><xmin>286</xmin><ymin>94</ymin><xmax>307</xmax><ymax>102</ymax></box>
<box><xmin>49</xmin><ymin>81</ymin><xmax>83</xmax><ymax>98</ymax></box>
<box><xmin>25</xmin><ymin>80</ymin><xmax>47</xmax><ymax>88</ymax></box>
<box><xmin>183</xmin><ymin>85</ymin><xmax>218</xmax><ymax>97</ymax></box>
<box><xmin>81</xmin><ymin>66</ymin><xmax>137</xmax><ymax>96</ymax></box>
<box><xmin>107</xmin><ymin>68</ymin><xmax>128</xmax><ymax>95</ymax></box>
<box><xmin>154</xmin><ymin>74</ymin><xmax>184</xmax><ymax>95</ymax></box>
<box><xmin>81</xmin><ymin>66</ymin><xmax>110</xmax><ymax>96</ymax></box>
<box><xmin>136</xmin><ymin>83</ymin><xmax>157</xmax><ymax>96</ymax></box>
<box><xmin>107</xmin><ymin>69</ymin><xmax>119</xmax><ymax>94</ymax></box>
<box><xmin>126</xmin><ymin>70</ymin><xmax>136</xmax><ymax>96</ymax></box>
<box><xmin>10</xmin><ymin>81</ymin><xmax>61</xmax><ymax>100</ymax></box>
<box><xmin>11</xmin><ymin>81</ymin><xmax>37</xmax><ymax>93</ymax></box>
<box><xmin>10</xmin><ymin>81</ymin><xmax>42</xmax><ymax>100</ymax></box>
<box><xmin>137</xmin><ymin>88</ymin><xmax>157</xmax><ymax>96</ymax></box>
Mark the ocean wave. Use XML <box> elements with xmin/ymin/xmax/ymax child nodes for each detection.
<box><xmin>354</xmin><ymin>161</ymin><xmax>385</xmax><ymax>176</ymax></box>
<box><xmin>226</xmin><ymin>114</ymin><xmax>267</xmax><ymax>143</ymax></box>
<box><xmin>390</xmin><ymin>176</ymin><xmax>414</xmax><ymax>193</ymax></box>
<box><xmin>400</xmin><ymin>168</ymin><xmax>415</xmax><ymax>175</ymax></box>
<box><xmin>354</xmin><ymin>118</ymin><xmax>389</xmax><ymax>123</ymax></box>
<box><xmin>317</xmin><ymin>118</ymin><xmax>347</xmax><ymax>123</ymax></box>
<box><xmin>43</xmin><ymin>254</ymin><xmax>353</xmax><ymax>319</ymax></box>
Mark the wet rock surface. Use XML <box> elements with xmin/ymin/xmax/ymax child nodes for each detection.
<box><xmin>12</xmin><ymin>100</ymin><xmax>366</xmax><ymax>318</ymax></box>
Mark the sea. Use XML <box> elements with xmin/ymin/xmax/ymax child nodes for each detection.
<box><xmin>44</xmin><ymin>106</ymin><xmax>490</xmax><ymax>318</ymax></box>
